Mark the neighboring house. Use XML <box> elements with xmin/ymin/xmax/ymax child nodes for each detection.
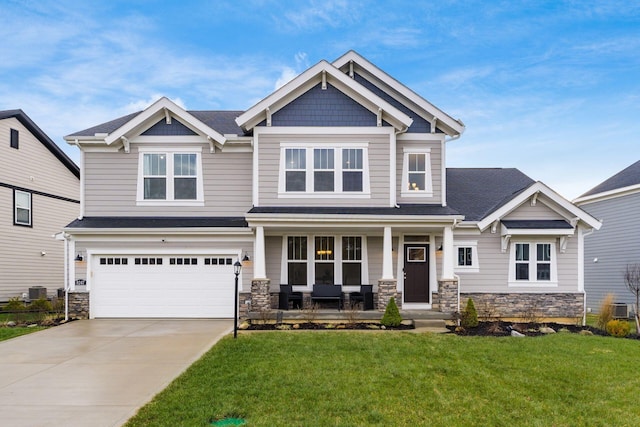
<box><xmin>62</xmin><ymin>51</ymin><xmax>600</xmax><ymax>321</ymax></box>
<box><xmin>574</xmin><ymin>160</ymin><xmax>640</xmax><ymax>315</ymax></box>
<box><xmin>0</xmin><ymin>110</ymin><xmax>80</xmax><ymax>302</ymax></box>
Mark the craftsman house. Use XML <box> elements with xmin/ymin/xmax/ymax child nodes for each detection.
<box><xmin>1</xmin><ymin>110</ymin><xmax>80</xmax><ymax>302</ymax></box>
<box><xmin>575</xmin><ymin>160</ymin><xmax>640</xmax><ymax>316</ymax></box>
<box><xmin>62</xmin><ymin>51</ymin><xmax>600</xmax><ymax>321</ymax></box>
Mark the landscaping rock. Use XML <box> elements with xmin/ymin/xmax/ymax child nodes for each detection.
<box><xmin>539</xmin><ymin>326</ymin><xmax>556</xmax><ymax>334</ymax></box>
<box><xmin>27</xmin><ymin>324</ymin><xmax>38</xmax><ymax>328</ymax></box>
<box><xmin>401</xmin><ymin>319</ymin><xmax>415</xmax><ymax>327</ymax></box>
<box><xmin>511</xmin><ymin>330</ymin><xmax>525</xmax><ymax>337</ymax></box>
<box><xmin>238</xmin><ymin>321</ymin><xmax>250</xmax><ymax>330</ymax></box>
<box><xmin>292</xmin><ymin>323</ymin><xmax>300</xmax><ymax>329</ymax></box>
<box><xmin>6</xmin><ymin>321</ymin><xmax>16</xmax><ymax>327</ymax></box>
<box><xmin>579</xmin><ymin>330</ymin><xmax>594</xmax><ymax>336</ymax></box>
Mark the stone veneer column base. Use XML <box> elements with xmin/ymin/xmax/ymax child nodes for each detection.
<box><xmin>438</xmin><ymin>279</ymin><xmax>459</xmax><ymax>315</ymax></box>
<box><xmin>250</xmin><ymin>279</ymin><xmax>271</xmax><ymax>312</ymax></box>
<box><xmin>68</xmin><ymin>291</ymin><xmax>90</xmax><ymax>319</ymax></box>
<box><xmin>377</xmin><ymin>279</ymin><xmax>399</xmax><ymax>312</ymax></box>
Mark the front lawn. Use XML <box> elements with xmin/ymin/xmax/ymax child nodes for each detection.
<box><xmin>0</xmin><ymin>326</ymin><xmax>45</xmax><ymax>341</ymax></box>
<box><xmin>127</xmin><ymin>332</ymin><xmax>640</xmax><ymax>427</ymax></box>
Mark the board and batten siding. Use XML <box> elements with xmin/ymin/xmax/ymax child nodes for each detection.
<box><xmin>1</xmin><ymin>117</ymin><xmax>79</xmax><ymax>301</ymax></box>
<box><xmin>395</xmin><ymin>139</ymin><xmax>442</xmax><ymax>205</ymax></box>
<box><xmin>83</xmin><ymin>144</ymin><xmax>252</xmax><ymax>217</ymax></box>
<box><xmin>580</xmin><ymin>191</ymin><xmax>640</xmax><ymax>311</ymax></box>
<box><xmin>456</xmin><ymin>229</ymin><xmax>579</xmax><ymax>293</ymax></box>
<box><xmin>256</xmin><ymin>131</ymin><xmax>391</xmax><ymax>207</ymax></box>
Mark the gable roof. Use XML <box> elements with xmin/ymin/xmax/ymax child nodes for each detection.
<box><xmin>574</xmin><ymin>160</ymin><xmax>640</xmax><ymax>204</ymax></box>
<box><xmin>332</xmin><ymin>50</ymin><xmax>465</xmax><ymax>136</ymax></box>
<box><xmin>0</xmin><ymin>109</ymin><xmax>79</xmax><ymax>178</ymax></box>
<box><xmin>235</xmin><ymin>60</ymin><xmax>413</xmax><ymax>132</ymax></box>
<box><xmin>446</xmin><ymin>168</ymin><xmax>534</xmax><ymax>221</ymax></box>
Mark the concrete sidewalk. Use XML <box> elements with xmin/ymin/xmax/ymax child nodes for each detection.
<box><xmin>0</xmin><ymin>319</ymin><xmax>232</xmax><ymax>427</ymax></box>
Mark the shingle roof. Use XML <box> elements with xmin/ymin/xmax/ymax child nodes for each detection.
<box><xmin>66</xmin><ymin>111</ymin><xmax>246</xmax><ymax>138</ymax></box>
<box><xmin>65</xmin><ymin>216</ymin><xmax>248</xmax><ymax>229</ymax></box>
<box><xmin>0</xmin><ymin>109</ymin><xmax>80</xmax><ymax>178</ymax></box>
<box><xmin>446</xmin><ymin>168</ymin><xmax>535</xmax><ymax>221</ymax></box>
<box><xmin>579</xmin><ymin>160</ymin><xmax>640</xmax><ymax>198</ymax></box>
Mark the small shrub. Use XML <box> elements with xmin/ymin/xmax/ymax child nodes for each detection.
<box><xmin>344</xmin><ymin>302</ymin><xmax>360</xmax><ymax>324</ymax></box>
<box><xmin>301</xmin><ymin>301</ymin><xmax>319</xmax><ymax>323</ymax></box>
<box><xmin>521</xmin><ymin>300</ymin><xmax>542</xmax><ymax>325</ymax></box>
<box><xmin>3</xmin><ymin>297</ymin><xmax>26</xmax><ymax>312</ymax></box>
<box><xmin>461</xmin><ymin>298</ymin><xmax>479</xmax><ymax>328</ymax></box>
<box><xmin>597</xmin><ymin>294</ymin><xmax>615</xmax><ymax>330</ymax></box>
<box><xmin>380</xmin><ymin>298</ymin><xmax>402</xmax><ymax>327</ymax></box>
<box><xmin>606</xmin><ymin>319</ymin><xmax>630</xmax><ymax>338</ymax></box>
<box><xmin>28</xmin><ymin>298</ymin><xmax>53</xmax><ymax>323</ymax></box>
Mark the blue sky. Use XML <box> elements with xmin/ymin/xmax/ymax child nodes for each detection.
<box><xmin>1</xmin><ymin>0</ymin><xmax>639</xmax><ymax>199</ymax></box>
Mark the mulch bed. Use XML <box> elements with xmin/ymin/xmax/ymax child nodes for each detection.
<box><xmin>245</xmin><ymin>322</ymin><xmax>414</xmax><ymax>331</ymax></box>
<box><xmin>447</xmin><ymin>321</ymin><xmax>640</xmax><ymax>339</ymax></box>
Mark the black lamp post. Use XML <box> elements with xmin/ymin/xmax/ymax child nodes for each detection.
<box><xmin>233</xmin><ymin>260</ymin><xmax>242</xmax><ymax>339</ymax></box>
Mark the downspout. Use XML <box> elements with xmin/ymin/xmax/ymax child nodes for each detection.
<box><xmin>63</xmin><ymin>233</ymin><xmax>69</xmax><ymax>321</ymax></box>
<box><xmin>581</xmin><ymin>227</ymin><xmax>596</xmax><ymax>325</ymax></box>
<box><xmin>393</xmin><ymin>126</ymin><xmax>409</xmax><ymax>208</ymax></box>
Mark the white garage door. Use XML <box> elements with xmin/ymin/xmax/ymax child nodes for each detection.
<box><xmin>91</xmin><ymin>254</ymin><xmax>237</xmax><ymax>318</ymax></box>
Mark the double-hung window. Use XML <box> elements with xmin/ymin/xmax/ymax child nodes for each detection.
<box><xmin>137</xmin><ymin>148</ymin><xmax>203</xmax><ymax>205</ymax></box>
<box><xmin>509</xmin><ymin>242</ymin><xmax>556</xmax><ymax>286</ymax></box>
<box><xmin>14</xmin><ymin>190</ymin><xmax>31</xmax><ymax>226</ymax></box>
<box><xmin>342</xmin><ymin>236</ymin><xmax>362</xmax><ymax>285</ymax></box>
<box><xmin>280</xmin><ymin>144</ymin><xmax>369</xmax><ymax>196</ymax></box>
<box><xmin>287</xmin><ymin>236</ymin><xmax>308</xmax><ymax>285</ymax></box>
<box><xmin>401</xmin><ymin>147</ymin><xmax>433</xmax><ymax>197</ymax></box>
<box><xmin>315</xmin><ymin>236</ymin><xmax>335</xmax><ymax>284</ymax></box>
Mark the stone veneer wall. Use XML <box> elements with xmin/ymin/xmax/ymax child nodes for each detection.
<box><xmin>67</xmin><ymin>292</ymin><xmax>89</xmax><ymax>319</ymax></box>
<box><xmin>462</xmin><ymin>292</ymin><xmax>584</xmax><ymax>319</ymax></box>
<box><xmin>377</xmin><ymin>280</ymin><xmax>399</xmax><ymax>312</ymax></box>
<box><xmin>437</xmin><ymin>279</ymin><xmax>459</xmax><ymax>315</ymax></box>
<box><xmin>250</xmin><ymin>279</ymin><xmax>271</xmax><ymax>312</ymax></box>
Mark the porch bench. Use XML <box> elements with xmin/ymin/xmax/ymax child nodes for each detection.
<box><xmin>311</xmin><ymin>284</ymin><xmax>343</xmax><ymax>310</ymax></box>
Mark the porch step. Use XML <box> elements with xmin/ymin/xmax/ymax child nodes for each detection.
<box><xmin>410</xmin><ymin>319</ymin><xmax>451</xmax><ymax>334</ymax></box>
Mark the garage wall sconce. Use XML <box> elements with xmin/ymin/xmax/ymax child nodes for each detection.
<box><xmin>75</xmin><ymin>253</ymin><xmax>84</xmax><ymax>262</ymax></box>
<box><xmin>242</xmin><ymin>252</ymin><xmax>250</xmax><ymax>262</ymax></box>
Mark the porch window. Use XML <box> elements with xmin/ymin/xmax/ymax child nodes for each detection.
<box><xmin>401</xmin><ymin>148</ymin><xmax>433</xmax><ymax>197</ymax></box>
<box><xmin>314</xmin><ymin>236</ymin><xmax>334</xmax><ymax>284</ymax></box>
<box><xmin>14</xmin><ymin>190</ymin><xmax>31</xmax><ymax>226</ymax></box>
<box><xmin>509</xmin><ymin>241</ymin><xmax>557</xmax><ymax>286</ymax></box>
<box><xmin>287</xmin><ymin>236</ymin><xmax>307</xmax><ymax>285</ymax></box>
<box><xmin>137</xmin><ymin>147</ymin><xmax>204</xmax><ymax>205</ymax></box>
<box><xmin>342</xmin><ymin>236</ymin><xmax>362</xmax><ymax>285</ymax></box>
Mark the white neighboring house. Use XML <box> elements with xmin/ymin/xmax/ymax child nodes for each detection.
<box><xmin>575</xmin><ymin>160</ymin><xmax>640</xmax><ymax>316</ymax></box>
<box><xmin>62</xmin><ymin>51</ymin><xmax>600</xmax><ymax>321</ymax></box>
<box><xmin>0</xmin><ymin>110</ymin><xmax>80</xmax><ymax>302</ymax></box>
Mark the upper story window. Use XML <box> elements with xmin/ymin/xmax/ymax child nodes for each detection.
<box><xmin>14</xmin><ymin>190</ymin><xmax>32</xmax><ymax>226</ymax></box>
<box><xmin>10</xmin><ymin>129</ymin><xmax>19</xmax><ymax>149</ymax></box>
<box><xmin>401</xmin><ymin>147</ymin><xmax>433</xmax><ymax>197</ymax></box>
<box><xmin>279</xmin><ymin>143</ymin><xmax>370</xmax><ymax>198</ymax></box>
<box><xmin>137</xmin><ymin>147</ymin><xmax>203</xmax><ymax>206</ymax></box>
<box><xmin>509</xmin><ymin>241</ymin><xmax>557</xmax><ymax>286</ymax></box>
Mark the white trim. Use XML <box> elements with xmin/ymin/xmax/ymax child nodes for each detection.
<box><xmin>79</xmin><ymin>150</ymin><xmax>85</xmax><ymax>218</ymax></box>
<box><xmin>278</xmin><ymin>142</ymin><xmax>371</xmax><ymax>197</ymax></box>
<box><xmin>500</xmin><ymin>224</ymin><xmax>575</xmax><ymax>237</ymax></box>
<box><xmin>573</xmin><ymin>183</ymin><xmax>640</xmax><ymax>205</ymax></box>
<box><xmin>135</xmin><ymin>147</ymin><xmax>204</xmax><ymax>206</ymax></box>
<box><xmin>235</xmin><ymin>61</ymin><xmax>413</xmax><ymax>132</ymax></box>
<box><xmin>477</xmin><ymin>182</ymin><xmax>602</xmax><ymax>231</ymax></box>
<box><xmin>253</xmin><ymin>130</ymin><xmax>260</xmax><ymax>206</ymax></box>
<box><xmin>256</xmin><ymin>126</ymin><xmax>395</xmax><ymax>135</ymax></box>
<box><xmin>453</xmin><ymin>240</ymin><xmax>479</xmax><ymax>273</ymax></box>
<box><xmin>13</xmin><ymin>189</ymin><xmax>32</xmax><ymax>226</ymax></box>
<box><xmin>507</xmin><ymin>240</ymin><xmax>558</xmax><ymax>287</ymax></box>
<box><xmin>104</xmin><ymin>97</ymin><xmax>226</xmax><ymax>146</ymax></box>
<box><xmin>400</xmin><ymin>147</ymin><xmax>433</xmax><ymax>197</ymax></box>
<box><xmin>332</xmin><ymin>50</ymin><xmax>465</xmax><ymax>136</ymax></box>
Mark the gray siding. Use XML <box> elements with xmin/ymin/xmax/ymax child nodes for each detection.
<box><xmin>257</xmin><ymin>132</ymin><xmax>391</xmax><ymax>207</ymax></box>
<box><xmin>456</xmin><ymin>229</ymin><xmax>579</xmax><ymax>293</ymax></box>
<box><xmin>503</xmin><ymin>199</ymin><xmax>566</xmax><ymax>220</ymax></box>
<box><xmin>265</xmin><ymin>235</ymin><xmax>283</xmax><ymax>290</ymax></box>
<box><xmin>396</xmin><ymin>139</ymin><xmax>442</xmax><ymax>204</ymax></box>
<box><xmin>83</xmin><ymin>144</ymin><xmax>252</xmax><ymax>216</ymax></box>
<box><xmin>581</xmin><ymin>192</ymin><xmax>640</xmax><ymax>311</ymax></box>
<box><xmin>0</xmin><ymin>117</ymin><xmax>80</xmax><ymax>300</ymax></box>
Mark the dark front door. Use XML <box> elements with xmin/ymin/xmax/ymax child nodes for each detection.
<box><xmin>404</xmin><ymin>244</ymin><xmax>429</xmax><ymax>303</ymax></box>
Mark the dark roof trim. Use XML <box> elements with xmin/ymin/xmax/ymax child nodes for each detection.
<box><xmin>501</xmin><ymin>220</ymin><xmax>573</xmax><ymax>229</ymax></box>
<box><xmin>0</xmin><ymin>109</ymin><xmax>80</xmax><ymax>178</ymax></box>
<box><xmin>65</xmin><ymin>216</ymin><xmax>248</xmax><ymax>229</ymax></box>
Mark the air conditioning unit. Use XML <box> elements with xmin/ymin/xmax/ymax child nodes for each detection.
<box><xmin>611</xmin><ymin>303</ymin><xmax>629</xmax><ymax>319</ymax></box>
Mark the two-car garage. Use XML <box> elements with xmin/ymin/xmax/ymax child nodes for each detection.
<box><xmin>90</xmin><ymin>253</ymin><xmax>238</xmax><ymax>318</ymax></box>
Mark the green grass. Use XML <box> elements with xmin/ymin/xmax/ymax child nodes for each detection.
<box><xmin>126</xmin><ymin>332</ymin><xmax>640</xmax><ymax>427</ymax></box>
<box><xmin>0</xmin><ymin>326</ymin><xmax>45</xmax><ymax>341</ymax></box>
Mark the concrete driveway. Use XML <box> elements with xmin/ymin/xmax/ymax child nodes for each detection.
<box><xmin>0</xmin><ymin>319</ymin><xmax>232</xmax><ymax>427</ymax></box>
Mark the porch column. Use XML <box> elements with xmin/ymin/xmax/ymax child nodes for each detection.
<box><xmin>441</xmin><ymin>225</ymin><xmax>454</xmax><ymax>280</ymax></box>
<box><xmin>382</xmin><ymin>226</ymin><xmax>394</xmax><ymax>280</ymax></box>
<box><xmin>254</xmin><ymin>226</ymin><xmax>266</xmax><ymax>279</ymax></box>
